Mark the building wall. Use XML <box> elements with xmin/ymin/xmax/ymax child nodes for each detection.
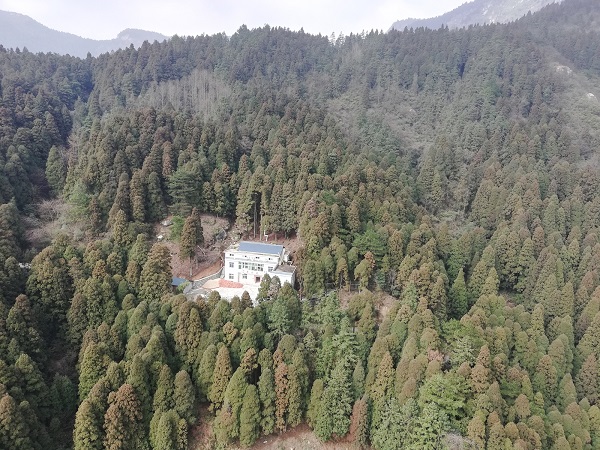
<box><xmin>223</xmin><ymin>250</ymin><xmax>282</xmax><ymax>284</ymax></box>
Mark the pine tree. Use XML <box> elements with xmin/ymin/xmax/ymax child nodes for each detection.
<box><xmin>127</xmin><ymin>355</ymin><xmax>152</xmax><ymax>422</ymax></box>
<box><xmin>79</xmin><ymin>343</ymin><xmax>109</xmax><ymax>401</ymax></box>
<box><xmin>197</xmin><ymin>344</ymin><xmax>217</xmax><ymax>401</ymax></box>
<box><xmin>103</xmin><ymin>384</ymin><xmax>148</xmax><ymax>450</ymax></box>
<box><xmin>575</xmin><ymin>353</ymin><xmax>598</xmax><ymax>404</ymax></box>
<box><xmin>153</xmin><ymin>410</ymin><xmax>180</xmax><ymax>450</ymax></box>
<box><xmin>239</xmin><ymin>384</ymin><xmax>261</xmax><ymax>447</ymax></box>
<box><xmin>466</xmin><ymin>414</ymin><xmax>486</xmax><ymax>449</ymax></box>
<box><xmin>138</xmin><ymin>244</ymin><xmax>172</xmax><ymax>310</ymax></box>
<box><xmin>209</xmin><ymin>346</ymin><xmax>232</xmax><ymax>412</ymax></box>
<box><xmin>45</xmin><ymin>145</ymin><xmax>66</xmax><ymax>196</ymax></box>
<box><xmin>348</xmin><ymin>396</ymin><xmax>369</xmax><ymax>449</ymax></box>
<box><xmin>180</xmin><ymin>208</ymin><xmax>203</xmax><ymax>277</ymax></box>
<box><xmin>0</xmin><ymin>394</ymin><xmax>32</xmax><ymax>450</ymax></box>
<box><xmin>73</xmin><ymin>398</ymin><xmax>104</xmax><ymax>450</ymax></box>
<box><xmin>258</xmin><ymin>367</ymin><xmax>276</xmax><ymax>435</ymax></box>
<box><xmin>274</xmin><ymin>362</ymin><xmax>289</xmax><ymax>432</ymax></box>
<box><xmin>287</xmin><ymin>364</ymin><xmax>303</xmax><ymax>427</ymax></box>
<box><xmin>153</xmin><ymin>365</ymin><xmax>175</xmax><ymax>413</ymax></box>
<box><xmin>409</xmin><ymin>403</ymin><xmax>450</xmax><ymax>449</ymax></box>
<box><xmin>449</xmin><ymin>268</ymin><xmax>468</xmax><ymax>319</ymax></box>
<box><xmin>174</xmin><ymin>370</ymin><xmax>196</xmax><ymax>424</ymax></box>
<box><xmin>318</xmin><ymin>357</ymin><xmax>354</xmax><ymax>440</ymax></box>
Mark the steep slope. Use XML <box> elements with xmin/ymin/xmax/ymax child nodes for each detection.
<box><xmin>0</xmin><ymin>10</ymin><xmax>169</xmax><ymax>57</ymax></box>
<box><xmin>2</xmin><ymin>1</ymin><xmax>600</xmax><ymax>450</ymax></box>
<box><xmin>390</xmin><ymin>0</ymin><xmax>562</xmax><ymax>30</ymax></box>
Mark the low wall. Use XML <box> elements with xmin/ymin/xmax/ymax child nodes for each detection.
<box><xmin>183</xmin><ymin>267</ymin><xmax>223</xmax><ymax>294</ymax></box>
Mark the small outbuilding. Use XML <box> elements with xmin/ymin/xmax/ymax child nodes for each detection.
<box><xmin>171</xmin><ymin>277</ymin><xmax>188</xmax><ymax>292</ymax></box>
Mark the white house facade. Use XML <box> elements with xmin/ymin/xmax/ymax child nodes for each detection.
<box><xmin>223</xmin><ymin>241</ymin><xmax>296</xmax><ymax>286</ymax></box>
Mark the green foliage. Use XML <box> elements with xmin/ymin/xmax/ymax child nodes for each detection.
<box><xmin>173</xmin><ymin>371</ymin><xmax>195</xmax><ymax>424</ymax></box>
<box><xmin>169</xmin><ymin>216</ymin><xmax>184</xmax><ymax>241</ymax></box>
<box><xmin>103</xmin><ymin>384</ymin><xmax>148</xmax><ymax>450</ymax></box>
<box><xmin>3</xmin><ymin>3</ymin><xmax>600</xmax><ymax>448</ymax></box>
<box><xmin>239</xmin><ymin>384</ymin><xmax>261</xmax><ymax>447</ymax></box>
<box><xmin>258</xmin><ymin>367</ymin><xmax>276</xmax><ymax>435</ymax></box>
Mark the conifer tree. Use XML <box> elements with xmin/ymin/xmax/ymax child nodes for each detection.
<box><xmin>287</xmin><ymin>364</ymin><xmax>303</xmax><ymax>427</ymax></box>
<box><xmin>274</xmin><ymin>362</ymin><xmax>289</xmax><ymax>432</ymax></box>
<box><xmin>468</xmin><ymin>246</ymin><xmax>495</xmax><ymax>303</ymax></box>
<box><xmin>577</xmin><ymin>311</ymin><xmax>600</xmax><ymax>368</ymax></box>
<box><xmin>79</xmin><ymin>343</ymin><xmax>109</xmax><ymax>401</ymax></box>
<box><xmin>449</xmin><ymin>268</ymin><xmax>468</xmax><ymax>319</ymax></box>
<box><xmin>153</xmin><ymin>365</ymin><xmax>175</xmax><ymax>413</ymax></box>
<box><xmin>409</xmin><ymin>403</ymin><xmax>450</xmax><ymax>449</ymax></box>
<box><xmin>378</xmin><ymin>398</ymin><xmax>418</xmax><ymax>449</ymax></box>
<box><xmin>174</xmin><ymin>370</ymin><xmax>196</xmax><ymax>424</ymax></box>
<box><xmin>197</xmin><ymin>344</ymin><xmax>218</xmax><ymax>401</ymax></box>
<box><xmin>154</xmin><ymin>410</ymin><xmax>181</xmax><ymax>450</ymax></box>
<box><xmin>239</xmin><ymin>384</ymin><xmax>261</xmax><ymax>447</ymax></box>
<box><xmin>103</xmin><ymin>384</ymin><xmax>148</xmax><ymax>450</ymax></box>
<box><xmin>45</xmin><ymin>145</ymin><xmax>66</xmax><ymax>196</ymax></box>
<box><xmin>209</xmin><ymin>346</ymin><xmax>232</xmax><ymax>412</ymax></box>
<box><xmin>466</xmin><ymin>414</ymin><xmax>486</xmax><ymax>449</ymax></box>
<box><xmin>258</xmin><ymin>367</ymin><xmax>276</xmax><ymax>435</ymax></box>
<box><xmin>127</xmin><ymin>355</ymin><xmax>152</xmax><ymax>422</ymax></box>
<box><xmin>180</xmin><ymin>208</ymin><xmax>203</xmax><ymax>277</ymax></box>
<box><xmin>138</xmin><ymin>244</ymin><xmax>171</xmax><ymax>310</ymax></box>
<box><xmin>318</xmin><ymin>357</ymin><xmax>354</xmax><ymax>440</ymax></box>
<box><xmin>0</xmin><ymin>394</ymin><xmax>32</xmax><ymax>450</ymax></box>
<box><xmin>575</xmin><ymin>353</ymin><xmax>598</xmax><ymax>404</ymax></box>
<box><xmin>349</xmin><ymin>396</ymin><xmax>369</xmax><ymax>449</ymax></box>
<box><xmin>73</xmin><ymin>398</ymin><xmax>104</xmax><ymax>450</ymax></box>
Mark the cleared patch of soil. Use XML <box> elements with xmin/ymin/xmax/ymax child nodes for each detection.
<box><xmin>189</xmin><ymin>419</ymin><xmax>354</xmax><ymax>450</ymax></box>
<box><xmin>156</xmin><ymin>214</ymin><xmax>230</xmax><ymax>280</ymax></box>
<box><xmin>249</xmin><ymin>424</ymin><xmax>353</xmax><ymax>450</ymax></box>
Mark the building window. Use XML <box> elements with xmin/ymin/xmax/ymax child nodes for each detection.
<box><xmin>242</xmin><ymin>273</ymin><xmax>247</xmax><ymax>280</ymax></box>
<box><xmin>228</xmin><ymin>274</ymin><xmax>234</xmax><ymax>280</ymax></box>
<box><xmin>268</xmin><ymin>266</ymin><xmax>274</xmax><ymax>272</ymax></box>
<box><xmin>238</xmin><ymin>262</ymin><xmax>264</xmax><ymax>272</ymax></box>
<box><xmin>229</xmin><ymin>262</ymin><xmax>234</xmax><ymax>268</ymax></box>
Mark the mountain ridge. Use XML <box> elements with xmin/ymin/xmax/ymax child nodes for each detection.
<box><xmin>0</xmin><ymin>9</ymin><xmax>169</xmax><ymax>57</ymax></box>
<box><xmin>390</xmin><ymin>0</ymin><xmax>563</xmax><ymax>31</ymax></box>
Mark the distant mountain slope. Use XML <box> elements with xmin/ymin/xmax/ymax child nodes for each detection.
<box><xmin>0</xmin><ymin>10</ymin><xmax>169</xmax><ymax>57</ymax></box>
<box><xmin>390</xmin><ymin>0</ymin><xmax>562</xmax><ymax>30</ymax></box>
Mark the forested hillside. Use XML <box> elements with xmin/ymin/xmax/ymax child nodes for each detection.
<box><xmin>1</xmin><ymin>0</ymin><xmax>600</xmax><ymax>449</ymax></box>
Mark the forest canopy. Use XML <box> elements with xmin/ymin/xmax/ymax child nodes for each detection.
<box><xmin>1</xmin><ymin>0</ymin><xmax>600</xmax><ymax>449</ymax></box>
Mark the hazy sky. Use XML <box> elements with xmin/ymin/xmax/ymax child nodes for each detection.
<box><xmin>0</xmin><ymin>0</ymin><xmax>469</xmax><ymax>39</ymax></box>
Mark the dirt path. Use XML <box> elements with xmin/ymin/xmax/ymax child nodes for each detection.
<box><xmin>250</xmin><ymin>424</ymin><xmax>352</xmax><ymax>450</ymax></box>
<box><xmin>190</xmin><ymin>419</ymin><xmax>354</xmax><ymax>450</ymax></box>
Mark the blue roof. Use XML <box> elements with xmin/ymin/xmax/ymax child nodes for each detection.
<box><xmin>238</xmin><ymin>241</ymin><xmax>283</xmax><ymax>255</ymax></box>
<box><xmin>172</xmin><ymin>277</ymin><xmax>188</xmax><ymax>287</ymax></box>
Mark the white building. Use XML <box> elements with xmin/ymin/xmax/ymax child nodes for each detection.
<box><xmin>223</xmin><ymin>241</ymin><xmax>296</xmax><ymax>286</ymax></box>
